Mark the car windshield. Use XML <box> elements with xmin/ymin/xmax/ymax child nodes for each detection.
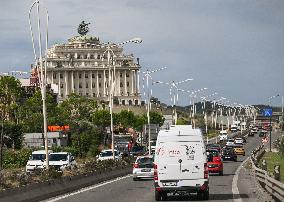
<box><xmin>207</xmin><ymin>150</ymin><xmax>219</xmax><ymax>157</ymax></box>
<box><xmin>223</xmin><ymin>149</ymin><xmax>233</xmax><ymax>154</ymax></box>
<box><xmin>49</xmin><ymin>154</ymin><xmax>68</xmax><ymax>161</ymax></box>
<box><xmin>137</xmin><ymin>157</ymin><xmax>153</xmax><ymax>165</ymax></box>
<box><xmin>131</xmin><ymin>146</ymin><xmax>144</xmax><ymax>152</ymax></box>
<box><xmin>30</xmin><ymin>154</ymin><xmax>46</xmax><ymax>160</ymax></box>
<box><xmin>227</xmin><ymin>139</ymin><xmax>234</xmax><ymax>142</ymax></box>
<box><xmin>100</xmin><ymin>151</ymin><xmax>118</xmax><ymax>157</ymax></box>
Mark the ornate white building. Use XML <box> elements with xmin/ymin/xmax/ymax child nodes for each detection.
<box><xmin>44</xmin><ymin>35</ymin><xmax>141</xmax><ymax>105</ymax></box>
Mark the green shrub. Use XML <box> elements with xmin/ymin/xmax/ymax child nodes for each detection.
<box><xmin>3</xmin><ymin>148</ymin><xmax>33</xmax><ymax>169</ymax></box>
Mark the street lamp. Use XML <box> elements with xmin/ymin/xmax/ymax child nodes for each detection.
<box><xmin>29</xmin><ymin>0</ymin><xmax>49</xmax><ymax>169</ymax></box>
<box><xmin>154</xmin><ymin>78</ymin><xmax>193</xmax><ymax>125</ymax></box>
<box><xmin>141</xmin><ymin>67</ymin><xmax>167</xmax><ymax>152</ymax></box>
<box><xmin>101</xmin><ymin>37</ymin><xmax>142</xmax><ymax>159</ymax></box>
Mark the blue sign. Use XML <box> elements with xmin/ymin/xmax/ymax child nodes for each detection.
<box><xmin>263</xmin><ymin>108</ymin><xmax>273</xmax><ymax>117</ymax></box>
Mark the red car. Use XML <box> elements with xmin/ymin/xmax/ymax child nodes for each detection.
<box><xmin>206</xmin><ymin>149</ymin><xmax>223</xmax><ymax>176</ymax></box>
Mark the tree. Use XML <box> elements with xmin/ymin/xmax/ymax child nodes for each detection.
<box><xmin>116</xmin><ymin>110</ymin><xmax>136</xmax><ymax>129</ymax></box>
<box><xmin>0</xmin><ymin>76</ymin><xmax>22</xmax><ymax>170</ymax></box>
<box><xmin>148</xmin><ymin>111</ymin><xmax>165</xmax><ymax>126</ymax></box>
<box><xmin>18</xmin><ymin>89</ymin><xmax>57</xmax><ymax>132</ymax></box>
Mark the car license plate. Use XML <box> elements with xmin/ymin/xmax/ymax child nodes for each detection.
<box><xmin>141</xmin><ymin>169</ymin><xmax>151</xmax><ymax>172</ymax></box>
<box><xmin>163</xmin><ymin>182</ymin><xmax>177</xmax><ymax>186</ymax></box>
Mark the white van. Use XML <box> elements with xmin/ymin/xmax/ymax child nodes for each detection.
<box><xmin>219</xmin><ymin>130</ymin><xmax>228</xmax><ymax>141</ymax></box>
<box><xmin>154</xmin><ymin>126</ymin><xmax>209</xmax><ymax>201</ymax></box>
<box><xmin>26</xmin><ymin>150</ymin><xmax>52</xmax><ymax>172</ymax></box>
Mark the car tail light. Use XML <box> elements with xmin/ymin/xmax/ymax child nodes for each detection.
<box><xmin>133</xmin><ymin>163</ymin><xmax>139</xmax><ymax>168</ymax></box>
<box><xmin>154</xmin><ymin>163</ymin><xmax>158</xmax><ymax>181</ymax></box>
<box><xmin>204</xmin><ymin>163</ymin><xmax>208</xmax><ymax>179</ymax></box>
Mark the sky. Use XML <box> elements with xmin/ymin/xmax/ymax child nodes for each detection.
<box><xmin>0</xmin><ymin>0</ymin><xmax>283</xmax><ymax>107</ymax></box>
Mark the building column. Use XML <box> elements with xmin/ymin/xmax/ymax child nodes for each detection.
<box><xmin>131</xmin><ymin>70</ymin><xmax>134</xmax><ymax>95</ymax></box>
<box><xmin>58</xmin><ymin>71</ymin><xmax>61</xmax><ymax>98</ymax></box>
<box><xmin>77</xmin><ymin>71</ymin><xmax>79</xmax><ymax>94</ymax></box>
<box><xmin>103</xmin><ymin>70</ymin><xmax>106</xmax><ymax>97</ymax></box>
<box><xmin>90</xmin><ymin>71</ymin><xmax>93</xmax><ymax>97</ymax></box>
<box><xmin>96</xmin><ymin>71</ymin><xmax>99</xmax><ymax>97</ymax></box>
<box><xmin>124</xmin><ymin>70</ymin><xmax>127</xmax><ymax>96</ymax></box>
<box><xmin>65</xmin><ymin>71</ymin><xmax>68</xmax><ymax>97</ymax></box>
<box><xmin>83</xmin><ymin>71</ymin><xmax>86</xmax><ymax>96</ymax></box>
<box><xmin>71</xmin><ymin>71</ymin><xmax>74</xmax><ymax>93</ymax></box>
<box><xmin>118</xmin><ymin>70</ymin><xmax>121</xmax><ymax>96</ymax></box>
<box><xmin>51</xmin><ymin>71</ymin><xmax>54</xmax><ymax>84</ymax></box>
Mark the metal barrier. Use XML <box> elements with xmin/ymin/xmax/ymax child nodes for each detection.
<box><xmin>250</xmin><ymin>145</ymin><xmax>284</xmax><ymax>201</ymax></box>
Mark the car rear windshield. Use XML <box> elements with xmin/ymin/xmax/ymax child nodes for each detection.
<box><xmin>30</xmin><ymin>154</ymin><xmax>46</xmax><ymax>160</ymax></box>
<box><xmin>100</xmin><ymin>151</ymin><xmax>119</xmax><ymax>157</ymax></box>
<box><xmin>49</xmin><ymin>154</ymin><xmax>68</xmax><ymax>161</ymax></box>
<box><xmin>137</xmin><ymin>157</ymin><xmax>153</xmax><ymax>165</ymax></box>
<box><xmin>131</xmin><ymin>146</ymin><xmax>145</xmax><ymax>152</ymax></box>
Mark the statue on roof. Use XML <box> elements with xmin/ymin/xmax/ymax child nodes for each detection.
<box><xmin>77</xmin><ymin>21</ymin><xmax>90</xmax><ymax>36</ymax></box>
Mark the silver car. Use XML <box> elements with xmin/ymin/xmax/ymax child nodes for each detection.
<box><xmin>132</xmin><ymin>155</ymin><xmax>154</xmax><ymax>181</ymax></box>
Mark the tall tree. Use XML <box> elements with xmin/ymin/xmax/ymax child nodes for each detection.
<box><xmin>0</xmin><ymin>76</ymin><xmax>22</xmax><ymax>170</ymax></box>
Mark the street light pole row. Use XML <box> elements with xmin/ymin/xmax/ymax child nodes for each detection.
<box><xmin>29</xmin><ymin>0</ymin><xmax>49</xmax><ymax>169</ymax></box>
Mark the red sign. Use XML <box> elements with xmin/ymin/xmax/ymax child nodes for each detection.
<box><xmin>48</xmin><ymin>125</ymin><xmax>70</xmax><ymax>132</ymax></box>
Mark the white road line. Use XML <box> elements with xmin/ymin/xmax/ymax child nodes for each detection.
<box><xmin>232</xmin><ymin>157</ymin><xmax>249</xmax><ymax>202</ymax></box>
<box><xmin>44</xmin><ymin>174</ymin><xmax>133</xmax><ymax>202</ymax></box>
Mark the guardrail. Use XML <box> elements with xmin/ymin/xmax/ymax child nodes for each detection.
<box><xmin>250</xmin><ymin>145</ymin><xmax>284</xmax><ymax>201</ymax></box>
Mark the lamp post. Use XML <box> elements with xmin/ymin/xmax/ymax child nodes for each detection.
<box><xmin>101</xmin><ymin>38</ymin><xmax>142</xmax><ymax>159</ymax></box>
<box><xmin>155</xmin><ymin>79</ymin><xmax>193</xmax><ymax>125</ymax></box>
<box><xmin>29</xmin><ymin>0</ymin><xmax>49</xmax><ymax>169</ymax></box>
<box><xmin>141</xmin><ymin>67</ymin><xmax>167</xmax><ymax>153</ymax></box>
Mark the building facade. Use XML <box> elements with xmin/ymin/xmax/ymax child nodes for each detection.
<box><xmin>44</xmin><ymin>35</ymin><xmax>140</xmax><ymax>105</ymax></box>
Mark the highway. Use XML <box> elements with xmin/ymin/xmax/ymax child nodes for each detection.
<box><xmin>44</xmin><ymin>132</ymin><xmax>274</xmax><ymax>202</ymax></box>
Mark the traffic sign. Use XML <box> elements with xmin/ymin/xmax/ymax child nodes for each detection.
<box><xmin>263</xmin><ymin>108</ymin><xmax>273</xmax><ymax>117</ymax></box>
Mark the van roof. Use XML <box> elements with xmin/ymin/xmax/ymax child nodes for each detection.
<box><xmin>158</xmin><ymin>128</ymin><xmax>202</xmax><ymax>137</ymax></box>
<box><xmin>32</xmin><ymin>150</ymin><xmax>53</xmax><ymax>154</ymax></box>
<box><xmin>169</xmin><ymin>125</ymin><xmax>193</xmax><ymax>130</ymax></box>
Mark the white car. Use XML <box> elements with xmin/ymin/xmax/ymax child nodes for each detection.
<box><xmin>26</xmin><ymin>150</ymin><xmax>53</xmax><ymax>173</ymax></box>
<box><xmin>226</xmin><ymin>139</ymin><xmax>235</xmax><ymax>146</ymax></box>
<box><xmin>133</xmin><ymin>155</ymin><xmax>154</xmax><ymax>181</ymax></box>
<box><xmin>219</xmin><ymin>130</ymin><xmax>228</xmax><ymax>141</ymax></box>
<box><xmin>48</xmin><ymin>152</ymin><xmax>76</xmax><ymax>171</ymax></box>
<box><xmin>97</xmin><ymin>149</ymin><xmax>121</xmax><ymax>161</ymax></box>
<box><xmin>234</xmin><ymin>138</ymin><xmax>244</xmax><ymax>144</ymax></box>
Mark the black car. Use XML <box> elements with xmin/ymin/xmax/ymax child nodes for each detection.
<box><xmin>221</xmin><ymin>148</ymin><xmax>237</xmax><ymax>161</ymax></box>
<box><xmin>129</xmin><ymin>146</ymin><xmax>146</xmax><ymax>156</ymax></box>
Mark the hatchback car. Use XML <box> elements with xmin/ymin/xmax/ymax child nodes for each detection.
<box><xmin>234</xmin><ymin>138</ymin><xmax>243</xmax><ymax>144</ymax></box>
<box><xmin>233</xmin><ymin>145</ymin><xmax>245</xmax><ymax>156</ymax></box>
<box><xmin>207</xmin><ymin>149</ymin><xmax>223</xmax><ymax>176</ymax></box>
<box><xmin>221</xmin><ymin>148</ymin><xmax>237</xmax><ymax>161</ymax></box>
<box><xmin>226</xmin><ymin>139</ymin><xmax>235</xmax><ymax>146</ymax></box>
<box><xmin>133</xmin><ymin>155</ymin><xmax>154</xmax><ymax>181</ymax></box>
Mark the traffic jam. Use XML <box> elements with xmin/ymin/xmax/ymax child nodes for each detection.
<box><xmin>128</xmin><ymin>122</ymin><xmax>268</xmax><ymax>201</ymax></box>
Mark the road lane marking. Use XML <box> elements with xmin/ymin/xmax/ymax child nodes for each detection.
<box><xmin>232</xmin><ymin>157</ymin><xmax>249</xmax><ymax>202</ymax></box>
<box><xmin>44</xmin><ymin>174</ymin><xmax>132</xmax><ymax>202</ymax></box>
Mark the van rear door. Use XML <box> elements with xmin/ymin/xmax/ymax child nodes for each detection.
<box><xmin>156</xmin><ymin>141</ymin><xmax>205</xmax><ymax>181</ymax></box>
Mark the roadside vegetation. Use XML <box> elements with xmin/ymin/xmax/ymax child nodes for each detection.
<box><xmin>260</xmin><ymin>151</ymin><xmax>284</xmax><ymax>182</ymax></box>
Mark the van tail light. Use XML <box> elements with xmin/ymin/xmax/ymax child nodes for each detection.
<box><xmin>154</xmin><ymin>163</ymin><xmax>158</xmax><ymax>181</ymax></box>
<box><xmin>133</xmin><ymin>163</ymin><xmax>139</xmax><ymax>168</ymax></box>
<box><xmin>204</xmin><ymin>163</ymin><xmax>208</xmax><ymax>179</ymax></box>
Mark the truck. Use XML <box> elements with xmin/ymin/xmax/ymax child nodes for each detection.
<box><xmin>154</xmin><ymin>125</ymin><xmax>209</xmax><ymax>201</ymax></box>
<box><xmin>26</xmin><ymin>150</ymin><xmax>53</xmax><ymax>172</ymax></box>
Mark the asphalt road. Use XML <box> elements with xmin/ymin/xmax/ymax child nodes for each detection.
<box><xmin>44</xmin><ymin>132</ymin><xmax>276</xmax><ymax>202</ymax></box>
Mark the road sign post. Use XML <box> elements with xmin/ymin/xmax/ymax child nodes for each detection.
<box><xmin>263</xmin><ymin>108</ymin><xmax>273</xmax><ymax>152</ymax></box>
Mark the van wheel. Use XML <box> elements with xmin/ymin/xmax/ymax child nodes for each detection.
<box><xmin>219</xmin><ymin>171</ymin><xmax>223</xmax><ymax>176</ymax></box>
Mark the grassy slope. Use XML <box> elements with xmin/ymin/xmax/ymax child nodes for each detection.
<box><xmin>261</xmin><ymin>152</ymin><xmax>284</xmax><ymax>182</ymax></box>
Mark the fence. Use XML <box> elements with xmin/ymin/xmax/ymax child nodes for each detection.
<box><xmin>251</xmin><ymin>145</ymin><xmax>284</xmax><ymax>201</ymax></box>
